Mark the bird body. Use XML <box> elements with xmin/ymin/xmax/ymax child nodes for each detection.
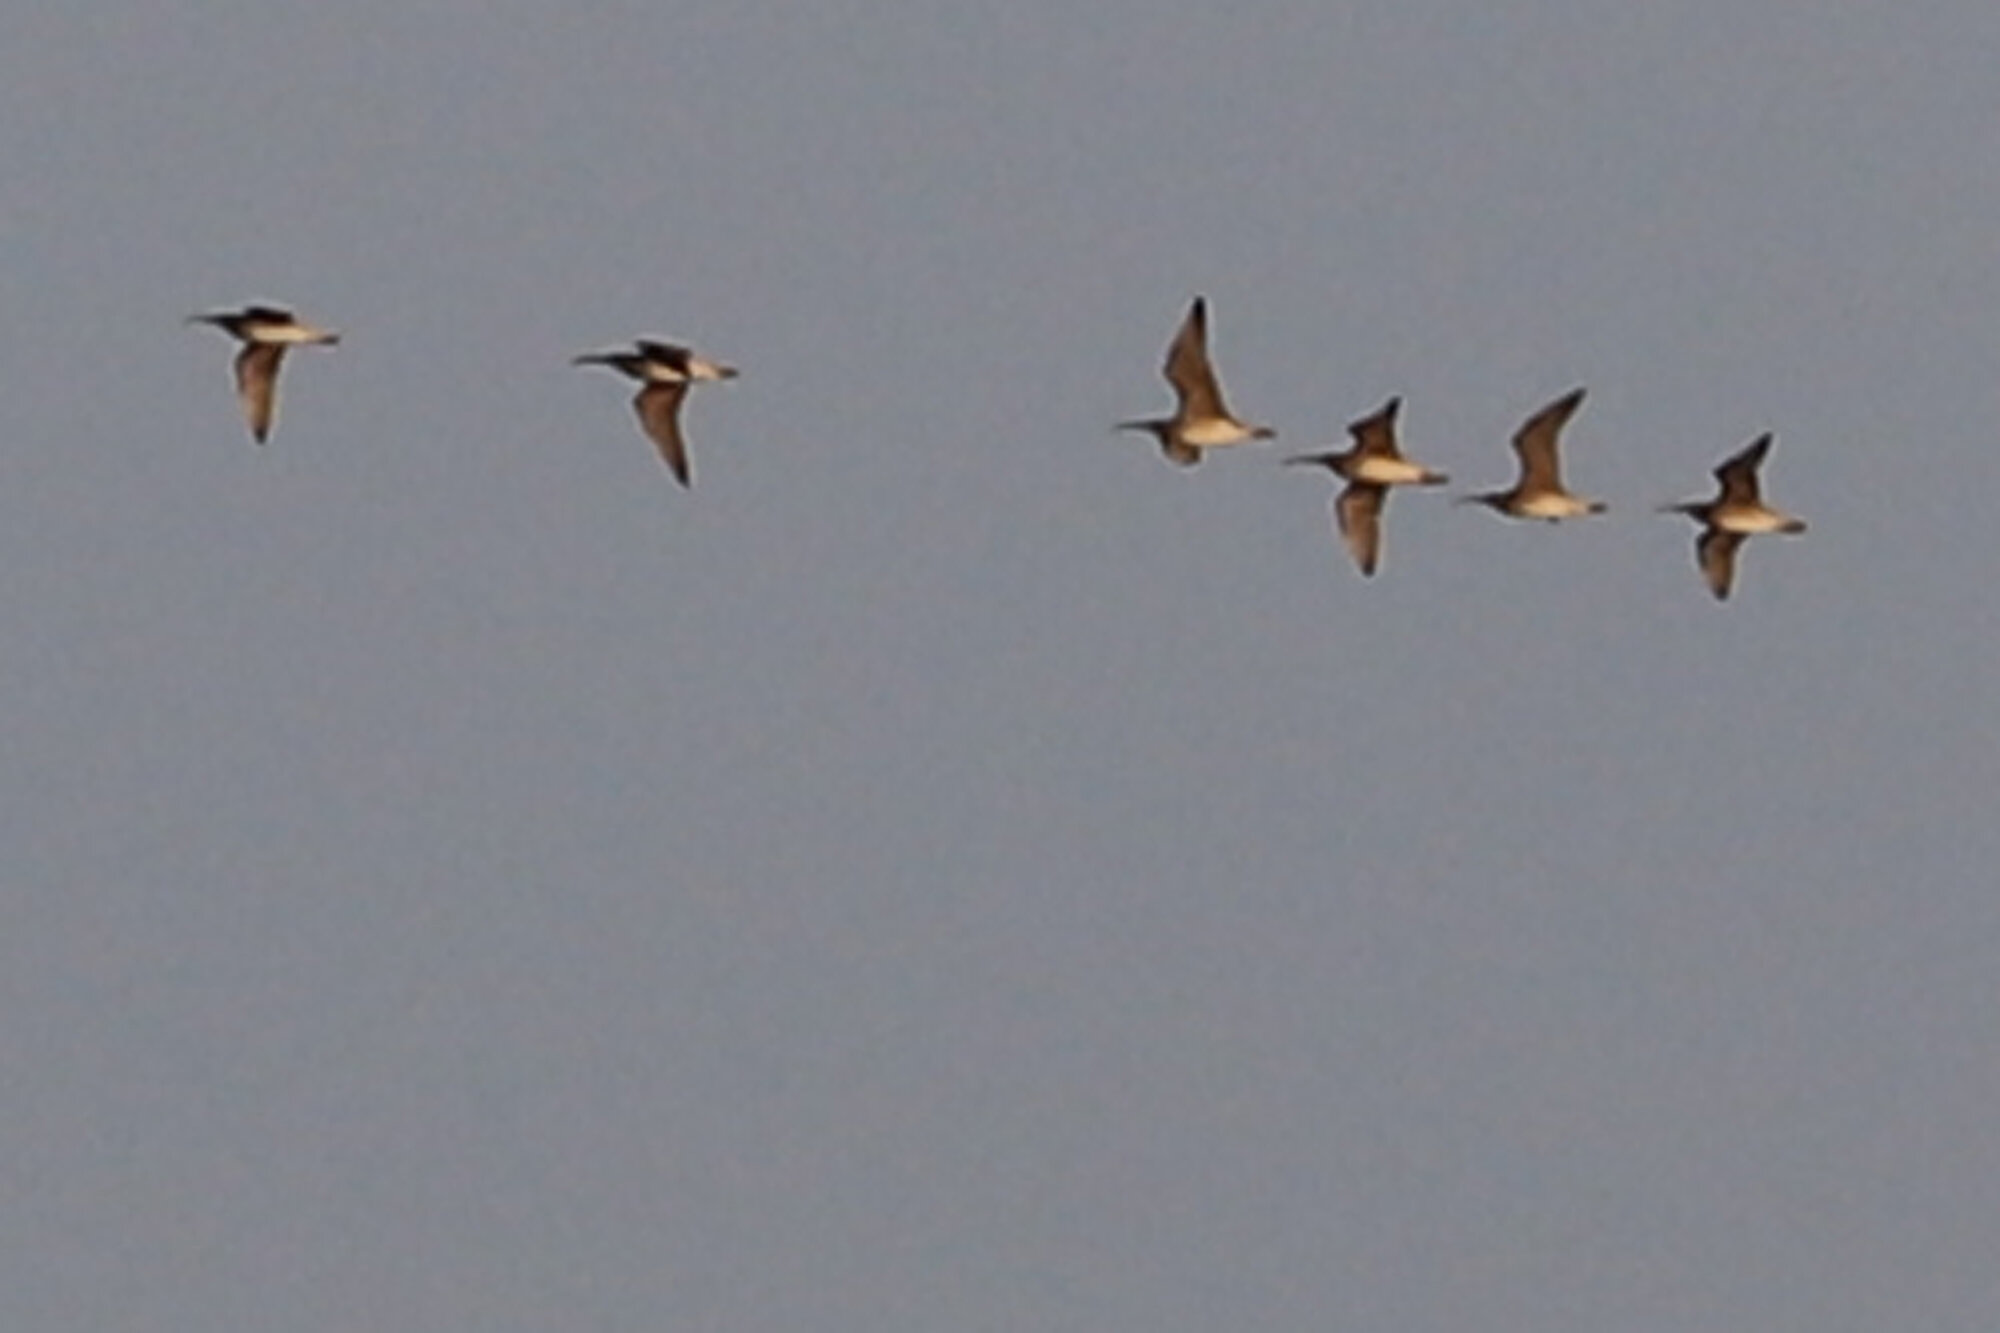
<box><xmin>630</xmin><ymin>340</ymin><xmax>737</xmax><ymax>383</ymax></box>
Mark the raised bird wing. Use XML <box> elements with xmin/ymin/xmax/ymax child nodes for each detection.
<box><xmin>1162</xmin><ymin>296</ymin><xmax>1228</xmax><ymax>421</ymax></box>
<box><xmin>1348</xmin><ymin>396</ymin><xmax>1402</xmax><ymax>459</ymax></box>
<box><xmin>1713</xmin><ymin>433</ymin><xmax>1772</xmax><ymax>506</ymax></box>
<box><xmin>1511</xmin><ymin>387</ymin><xmax>1586</xmax><ymax>490</ymax></box>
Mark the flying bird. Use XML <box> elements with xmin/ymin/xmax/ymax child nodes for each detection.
<box><xmin>1458</xmin><ymin>387</ymin><xmax>1605</xmax><ymax>521</ymax></box>
<box><xmin>1284</xmin><ymin>395</ymin><xmax>1448</xmax><ymax>576</ymax></box>
<box><xmin>1117</xmin><ymin>296</ymin><xmax>1274</xmax><ymax>466</ymax></box>
<box><xmin>186</xmin><ymin>304</ymin><xmax>340</xmax><ymax>444</ymax></box>
<box><xmin>1658</xmin><ymin>433</ymin><xmax>1807</xmax><ymax>600</ymax></box>
<box><xmin>572</xmin><ymin>338</ymin><xmax>739</xmax><ymax>488</ymax></box>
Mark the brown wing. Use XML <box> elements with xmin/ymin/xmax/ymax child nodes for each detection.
<box><xmin>1333</xmin><ymin>483</ymin><xmax>1387</xmax><ymax>577</ymax></box>
<box><xmin>1511</xmin><ymin>387</ymin><xmax>1586</xmax><ymax>490</ymax></box>
<box><xmin>1713</xmin><ymin>433</ymin><xmax>1771</xmax><ymax>506</ymax></box>
<box><xmin>1696</xmin><ymin>529</ymin><xmax>1743</xmax><ymax>600</ymax></box>
<box><xmin>234</xmin><ymin>343</ymin><xmax>286</xmax><ymax>444</ymax></box>
<box><xmin>1348</xmin><ymin>396</ymin><xmax>1402</xmax><ymax>459</ymax></box>
<box><xmin>1162</xmin><ymin>296</ymin><xmax>1228</xmax><ymax>421</ymax></box>
<box><xmin>1160</xmin><ymin>437</ymin><xmax>1202</xmax><ymax>467</ymax></box>
<box><xmin>634</xmin><ymin>381</ymin><xmax>693</xmax><ymax>487</ymax></box>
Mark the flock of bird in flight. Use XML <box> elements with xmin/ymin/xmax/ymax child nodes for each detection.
<box><xmin>1114</xmin><ymin>296</ymin><xmax>1808</xmax><ymax>600</ymax></box>
<box><xmin>185</xmin><ymin>303</ymin><xmax>735</xmax><ymax>490</ymax></box>
<box><xmin>187</xmin><ymin>294</ymin><xmax>1807</xmax><ymax>601</ymax></box>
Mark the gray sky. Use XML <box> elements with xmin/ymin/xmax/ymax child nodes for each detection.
<box><xmin>5</xmin><ymin>3</ymin><xmax>1999</xmax><ymax>1328</ymax></box>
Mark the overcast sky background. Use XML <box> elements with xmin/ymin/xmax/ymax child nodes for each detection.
<box><xmin>4</xmin><ymin>4</ymin><xmax>2000</xmax><ymax>1329</ymax></box>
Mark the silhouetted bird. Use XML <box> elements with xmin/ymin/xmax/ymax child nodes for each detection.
<box><xmin>1117</xmin><ymin>296</ymin><xmax>1274</xmax><ymax>466</ymax></box>
<box><xmin>186</xmin><ymin>304</ymin><xmax>340</xmax><ymax>444</ymax></box>
<box><xmin>1658</xmin><ymin>433</ymin><xmax>1806</xmax><ymax>600</ymax></box>
<box><xmin>1284</xmin><ymin>396</ymin><xmax>1448</xmax><ymax>576</ymax></box>
<box><xmin>1458</xmin><ymin>387</ymin><xmax>1605</xmax><ymax>521</ymax></box>
<box><xmin>572</xmin><ymin>339</ymin><xmax>739</xmax><ymax>488</ymax></box>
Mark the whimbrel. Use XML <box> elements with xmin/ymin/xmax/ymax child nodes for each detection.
<box><xmin>1459</xmin><ymin>387</ymin><xmax>1605</xmax><ymax>521</ymax></box>
<box><xmin>186</xmin><ymin>304</ymin><xmax>340</xmax><ymax>444</ymax></box>
<box><xmin>1284</xmin><ymin>396</ymin><xmax>1448</xmax><ymax>576</ymax></box>
<box><xmin>1117</xmin><ymin>296</ymin><xmax>1274</xmax><ymax>467</ymax></box>
<box><xmin>1659</xmin><ymin>433</ymin><xmax>1806</xmax><ymax>600</ymax></box>
<box><xmin>572</xmin><ymin>338</ymin><xmax>739</xmax><ymax>488</ymax></box>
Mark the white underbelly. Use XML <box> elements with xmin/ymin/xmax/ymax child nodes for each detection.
<box><xmin>1181</xmin><ymin>418</ymin><xmax>1257</xmax><ymax>447</ymax></box>
<box><xmin>1518</xmin><ymin>491</ymin><xmax>1593</xmax><ymax>519</ymax></box>
<box><xmin>251</xmin><ymin>325</ymin><xmax>332</xmax><ymax>345</ymax></box>
<box><xmin>1352</xmin><ymin>457</ymin><xmax>1433</xmax><ymax>485</ymax></box>
<box><xmin>1715</xmin><ymin>508</ymin><xmax>1797</xmax><ymax>534</ymax></box>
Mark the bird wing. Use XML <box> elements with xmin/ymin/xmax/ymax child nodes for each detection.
<box><xmin>1334</xmin><ymin>483</ymin><xmax>1386</xmax><ymax>577</ymax></box>
<box><xmin>234</xmin><ymin>343</ymin><xmax>286</xmax><ymax>444</ymax></box>
<box><xmin>1696</xmin><ymin>529</ymin><xmax>1743</xmax><ymax>600</ymax></box>
<box><xmin>1713</xmin><ymin>434</ymin><xmax>1772</xmax><ymax>506</ymax></box>
<box><xmin>1511</xmin><ymin>387</ymin><xmax>1586</xmax><ymax>490</ymax></box>
<box><xmin>1348</xmin><ymin>396</ymin><xmax>1402</xmax><ymax>459</ymax></box>
<box><xmin>1163</xmin><ymin>297</ymin><xmax>1229</xmax><ymax>421</ymax></box>
<box><xmin>634</xmin><ymin>381</ymin><xmax>693</xmax><ymax>487</ymax></box>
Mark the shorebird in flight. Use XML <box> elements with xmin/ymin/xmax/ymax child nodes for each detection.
<box><xmin>186</xmin><ymin>304</ymin><xmax>340</xmax><ymax>444</ymax></box>
<box><xmin>1458</xmin><ymin>387</ymin><xmax>1605</xmax><ymax>521</ymax></box>
<box><xmin>1117</xmin><ymin>296</ymin><xmax>1274</xmax><ymax>466</ymax></box>
<box><xmin>1659</xmin><ymin>433</ymin><xmax>1806</xmax><ymax>600</ymax></box>
<box><xmin>1284</xmin><ymin>395</ymin><xmax>1448</xmax><ymax>577</ymax></box>
<box><xmin>572</xmin><ymin>338</ymin><xmax>739</xmax><ymax>488</ymax></box>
